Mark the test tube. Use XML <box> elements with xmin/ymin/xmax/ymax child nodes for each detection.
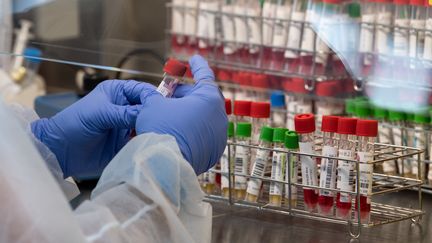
<box><xmin>284</xmin><ymin>0</ymin><xmax>306</xmax><ymax>72</ymax></box>
<box><xmin>251</xmin><ymin>74</ymin><xmax>270</xmax><ymax>101</ymax></box>
<box><xmin>157</xmin><ymin>59</ymin><xmax>188</xmax><ymax>98</ymax></box>
<box><xmin>246</xmin><ymin>126</ymin><xmax>274</xmax><ymax>202</ymax></box>
<box><xmin>197</xmin><ymin>0</ymin><xmax>220</xmax><ymax>57</ymax></box>
<box><xmin>270</xmin><ymin>91</ymin><xmax>287</xmax><ymax>127</ymax></box>
<box><xmin>299</xmin><ymin>0</ymin><xmax>318</xmax><ymax>75</ymax></box>
<box><xmin>374</xmin><ymin>0</ymin><xmax>393</xmax><ymax>58</ymax></box>
<box><xmin>413</xmin><ymin>112</ymin><xmax>429</xmax><ymax>179</ymax></box>
<box><xmin>246</xmin><ymin>0</ymin><xmax>264</xmax><ymax>66</ymax></box>
<box><xmin>388</xmin><ymin>110</ymin><xmax>408</xmax><ymax>176</ymax></box>
<box><xmin>234</xmin><ymin>122</ymin><xmax>252</xmax><ymax>199</ymax></box>
<box><xmin>373</xmin><ymin>106</ymin><xmax>396</xmax><ymax>175</ymax></box>
<box><xmin>269</xmin><ymin>128</ymin><xmax>289</xmax><ymax>206</ymax></box>
<box><xmin>314</xmin><ymin>81</ymin><xmax>344</xmax><ymax>131</ymax></box>
<box><xmin>234</xmin><ymin>100</ymin><xmax>252</xmax><ymax>123</ymax></box>
<box><xmin>221</xmin><ymin>0</ymin><xmax>238</xmax><ymax>62</ymax></box>
<box><xmin>294</xmin><ymin>113</ymin><xmax>318</xmax><ymax>212</ymax></box>
<box><xmin>184</xmin><ymin>0</ymin><xmax>199</xmax><ymax>54</ymax></box>
<box><xmin>234</xmin><ymin>0</ymin><xmax>250</xmax><ymax>63</ymax></box>
<box><xmin>262</xmin><ymin>0</ymin><xmax>277</xmax><ymax>69</ymax></box>
<box><xmin>335</xmin><ymin>117</ymin><xmax>358</xmax><ymax>220</ymax></box>
<box><xmin>318</xmin><ymin>116</ymin><xmax>340</xmax><ymax>216</ymax></box>
<box><xmin>171</xmin><ymin>0</ymin><xmax>186</xmax><ymax>56</ymax></box>
<box><xmin>284</xmin><ymin>131</ymin><xmax>300</xmax><ymax>207</ymax></box>
<box><xmin>393</xmin><ymin>0</ymin><xmax>410</xmax><ymax>74</ymax></box>
<box><xmin>409</xmin><ymin>0</ymin><xmax>427</xmax><ymax>64</ymax></box>
<box><xmin>251</xmin><ymin>102</ymin><xmax>271</xmax><ymax>145</ymax></box>
<box><xmin>221</xmin><ymin>122</ymin><xmax>235</xmax><ymax>198</ymax></box>
<box><xmin>423</xmin><ymin>3</ymin><xmax>432</xmax><ymax>61</ymax></box>
<box><xmin>355</xmin><ymin>119</ymin><xmax>378</xmax><ymax>224</ymax></box>
<box><xmin>269</xmin><ymin>0</ymin><xmax>291</xmax><ymax>70</ymax></box>
<box><xmin>359</xmin><ymin>0</ymin><xmax>376</xmax><ymax>71</ymax></box>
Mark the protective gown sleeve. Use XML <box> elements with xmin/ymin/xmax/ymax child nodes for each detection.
<box><xmin>74</xmin><ymin>133</ymin><xmax>213</xmax><ymax>243</ymax></box>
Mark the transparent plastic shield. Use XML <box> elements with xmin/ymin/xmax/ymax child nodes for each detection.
<box><xmin>309</xmin><ymin>1</ymin><xmax>430</xmax><ymax>112</ymax></box>
<box><xmin>0</xmin><ymin>0</ymin><xmax>167</xmax><ymax>77</ymax></box>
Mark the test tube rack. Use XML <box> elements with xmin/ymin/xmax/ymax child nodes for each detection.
<box><xmin>167</xmin><ymin>1</ymin><xmax>432</xmax><ymax>92</ymax></box>
<box><xmin>204</xmin><ymin>138</ymin><xmax>424</xmax><ymax>239</ymax></box>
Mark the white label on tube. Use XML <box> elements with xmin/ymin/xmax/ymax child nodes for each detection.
<box><xmin>285</xmin><ymin>12</ymin><xmax>305</xmax><ymax>58</ymax></box>
<box><xmin>394</xmin><ymin>19</ymin><xmax>409</xmax><ymax>56</ymax></box>
<box><xmin>300</xmin><ymin>9</ymin><xmax>316</xmax><ymax>55</ymax></box>
<box><xmin>234</xmin><ymin>141</ymin><xmax>250</xmax><ymax>190</ymax></box>
<box><xmin>197</xmin><ymin>2</ymin><xmax>218</xmax><ymax>48</ymax></box>
<box><xmin>270</xmin><ymin>147</ymin><xmax>286</xmax><ymax>196</ymax></box>
<box><xmin>423</xmin><ymin>18</ymin><xmax>432</xmax><ymax>60</ymax></box>
<box><xmin>319</xmin><ymin>145</ymin><xmax>338</xmax><ymax>196</ymax></box>
<box><xmin>409</xmin><ymin>19</ymin><xmax>425</xmax><ymax>58</ymax></box>
<box><xmin>172</xmin><ymin>0</ymin><xmax>185</xmax><ymax>35</ymax></box>
<box><xmin>299</xmin><ymin>142</ymin><xmax>317</xmax><ymax>186</ymax></box>
<box><xmin>184</xmin><ymin>0</ymin><xmax>198</xmax><ymax>36</ymax></box>
<box><xmin>286</xmin><ymin>154</ymin><xmax>299</xmax><ymax>200</ymax></box>
<box><xmin>221</xmin><ymin>145</ymin><xmax>230</xmax><ymax>189</ymax></box>
<box><xmin>247</xmin><ymin>149</ymin><xmax>270</xmax><ymax>196</ymax></box>
<box><xmin>157</xmin><ymin>79</ymin><xmax>178</xmax><ymax>98</ymax></box>
<box><xmin>357</xmin><ymin>152</ymin><xmax>373</xmax><ymax>196</ymax></box>
<box><xmin>359</xmin><ymin>14</ymin><xmax>375</xmax><ymax>65</ymax></box>
<box><xmin>222</xmin><ymin>5</ymin><xmax>236</xmax><ymax>55</ymax></box>
<box><xmin>246</xmin><ymin>7</ymin><xmax>262</xmax><ymax>48</ymax></box>
<box><xmin>287</xmin><ymin>100</ymin><xmax>297</xmax><ymax>131</ymax></box>
<box><xmin>272</xmin><ymin>6</ymin><xmax>291</xmax><ymax>48</ymax></box>
<box><xmin>375</xmin><ymin>12</ymin><xmax>392</xmax><ymax>55</ymax></box>
<box><xmin>262</xmin><ymin>2</ymin><xmax>276</xmax><ymax>46</ymax></box>
<box><xmin>234</xmin><ymin>6</ymin><xmax>247</xmax><ymax>44</ymax></box>
<box><xmin>337</xmin><ymin>149</ymin><xmax>355</xmax><ymax>203</ymax></box>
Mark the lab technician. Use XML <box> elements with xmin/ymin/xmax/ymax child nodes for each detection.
<box><xmin>0</xmin><ymin>55</ymin><xmax>227</xmax><ymax>242</ymax></box>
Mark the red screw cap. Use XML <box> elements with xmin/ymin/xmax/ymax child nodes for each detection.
<box><xmin>321</xmin><ymin>115</ymin><xmax>340</xmax><ymax>133</ymax></box>
<box><xmin>237</xmin><ymin>72</ymin><xmax>252</xmax><ymax>86</ymax></box>
<box><xmin>356</xmin><ymin>119</ymin><xmax>378</xmax><ymax>137</ymax></box>
<box><xmin>290</xmin><ymin>77</ymin><xmax>308</xmax><ymax>94</ymax></box>
<box><xmin>217</xmin><ymin>69</ymin><xmax>232</xmax><ymax>81</ymax></box>
<box><xmin>250</xmin><ymin>102</ymin><xmax>271</xmax><ymax>118</ymax></box>
<box><xmin>251</xmin><ymin>74</ymin><xmax>270</xmax><ymax>89</ymax></box>
<box><xmin>234</xmin><ymin>100</ymin><xmax>252</xmax><ymax>116</ymax></box>
<box><xmin>337</xmin><ymin>117</ymin><xmax>358</xmax><ymax>135</ymax></box>
<box><xmin>295</xmin><ymin>113</ymin><xmax>316</xmax><ymax>134</ymax></box>
<box><xmin>163</xmin><ymin>58</ymin><xmax>188</xmax><ymax>77</ymax></box>
<box><xmin>315</xmin><ymin>80</ymin><xmax>341</xmax><ymax>97</ymax></box>
<box><xmin>394</xmin><ymin>0</ymin><xmax>409</xmax><ymax>4</ymax></box>
<box><xmin>225</xmin><ymin>99</ymin><xmax>232</xmax><ymax>115</ymax></box>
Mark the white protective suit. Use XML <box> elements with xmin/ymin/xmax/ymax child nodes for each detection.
<box><xmin>1</xmin><ymin>100</ymin><xmax>212</xmax><ymax>243</ymax></box>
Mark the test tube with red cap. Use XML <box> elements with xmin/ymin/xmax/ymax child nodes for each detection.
<box><xmin>269</xmin><ymin>0</ymin><xmax>291</xmax><ymax>71</ymax></box>
<box><xmin>184</xmin><ymin>0</ymin><xmax>199</xmax><ymax>54</ymax></box>
<box><xmin>409</xmin><ymin>0</ymin><xmax>427</xmax><ymax>62</ymax></box>
<box><xmin>250</xmin><ymin>102</ymin><xmax>271</xmax><ymax>145</ymax></box>
<box><xmin>294</xmin><ymin>113</ymin><xmax>318</xmax><ymax>212</ymax></box>
<box><xmin>299</xmin><ymin>0</ymin><xmax>319</xmax><ymax>75</ymax></box>
<box><xmin>171</xmin><ymin>0</ymin><xmax>187</xmax><ymax>56</ymax></box>
<box><xmin>314</xmin><ymin>81</ymin><xmax>344</xmax><ymax>131</ymax></box>
<box><xmin>318</xmin><ymin>116</ymin><xmax>339</xmax><ymax>216</ymax></box>
<box><xmin>284</xmin><ymin>0</ymin><xmax>306</xmax><ymax>72</ymax></box>
<box><xmin>251</xmin><ymin>74</ymin><xmax>270</xmax><ymax>101</ymax></box>
<box><xmin>197</xmin><ymin>0</ymin><xmax>220</xmax><ymax>57</ymax></box>
<box><xmin>246</xmin><ymin>0</ymin><xmax>264</xmax><ymax>67</ymax></box>
<box><xmin>335</xmin><ymin>117</ymin><xmax>358</xmax><ymax>220</ymax></box>
<box><xmin>359</xmin><ymin>0</ymin><xmax>377</xmax><ymax>74</ymax></box>
<box><xmin>221</xmin><ymin>0</ymin><xmax>238</xmax><ymax>62</ymax></box>
<box><xmin>234</xmin><ymin>100</ymin><xmax>252</xmax><ymax>123</ymax></box>
<box><xmin>355</xmin><ymin>119</ymin><xmax>378</xmax><ymax>224</ymax></box>
<box><xmin>157</xmin><ymin>59</ymin><xmax>188</xmax><ymax>97</ymax></box>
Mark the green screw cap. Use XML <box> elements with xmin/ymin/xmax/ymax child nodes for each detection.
<box><xmin>355</xmin><ymin>101</ymin><xmax>371</xmax><ymax>118</ymax></box>
<box><xmin>406</xmin><ymin>113</ymin><xmax>415</xmax><ymax>122</ymax></box>
<box><xmin>345</xmin><ymin>99</ymin><xmax>356</xmax><ymax>115</ymax></box>
<box><xmin>348</xmin><ymin>2</ymin><xmax>361</xmax><ymax>18</ymax></box>
<box><xmin>414</xmin><ymin>113</ymin><xmax>430</xmax><ymax>124</ymax></box>
<box><xmin>373</xmin><ymin>106</ymin><xmax>388</xmax><ymax>120</ymax></box>
<box><xmin>388</xmin><ymin>110</ymin><xmax>406</xmax><ymax>122</ymax></box>
<box><xmin>228</xmin><ymin>122</ymin><xmax>234</xmax><ymax>137</ymax></box>
<box><xmin>236</xmin><ymin>122</ymin><xmax>252</xmax><ymax>138</ymax></box>
<box><xmin>285</xmin><ymin>131</ymin><xmax>299</xmax><ymax>149</ymax></box>
<box><xmin>260</xmin><ymin>126</ymin><xmax>274</xmax><ymax>142</ymax></box>
<box><xmin>273</xmin><ymin>128</ymin><xmax>288</xmax><ymax>143</ymax></box>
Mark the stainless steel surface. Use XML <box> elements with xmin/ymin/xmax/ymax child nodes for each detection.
<box><xmin>211</xmin><ymin>190</ymin><xmax>431</xmax><ymax>243</ymax></box>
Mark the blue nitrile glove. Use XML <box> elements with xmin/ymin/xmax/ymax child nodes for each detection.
<box><xmin>31</xmin><ymin>80</ymin><xmax>156</xmax><ymax>178</ymax></box>
<box><xmin>136</xmin><ymin>55</ymin><xmax>228</xmax><ymax>174</ymax></box>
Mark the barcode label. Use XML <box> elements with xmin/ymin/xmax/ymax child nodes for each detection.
<box><xmin>270</xmin><ymin>147</ymin><xmax>286</xmax><ymax>196</ymax></box>
<box><xmin>337</xmin><ymin>149</ymin><xmax>356</xmax><ymax>203</ymax></box>
<box><xmin>234</xmin><ymin>141</ymin><xmax>250</xmax><ymax>190</ymax></box>
<box><xmin>319</xmin><ymin>146</ymin><xmax>338</xmax><ymax>196</ymax></box>
<box><xmin>246</xmin><ymin>149</ymin><xmax>270</xmax><ymax>196</ymax></box>
<box><xmin>299</xmin><ymin>142</ymin><xmax>317</xmax><ymax>188</ymax></box>
<box><xmin>358</xmin><ymin>163</ymin><xmax>373</xmax><ymax>196</ymax></box>
<box><xmin>221</xmin><ymin>146</ymin><xmax>230</xmax><ymax>189</ymax></box>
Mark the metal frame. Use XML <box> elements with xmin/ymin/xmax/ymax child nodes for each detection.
<box><xmin>201</xmin><ymin>139</ymin><xmax>424</xmax><ymax>239</ymax></box>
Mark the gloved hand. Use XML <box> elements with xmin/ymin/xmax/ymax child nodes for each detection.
<box><xmin>31</xmin><ymin>80</ymin><xmax>156</xmax><ymax>178</ymax></box>
<box><xmin>136</xmin><ymin>55</ymin><xmax>228</xmax><ymax>174</ymax></box>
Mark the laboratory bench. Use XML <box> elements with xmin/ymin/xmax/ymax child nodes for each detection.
<box><xmin>72</xmin><ymin>183</ymin><xmax>431</xmax><ymax>243</ymax></box>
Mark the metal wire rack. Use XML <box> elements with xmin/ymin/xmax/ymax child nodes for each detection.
<box><xmin>200</xmin><ymin>139</ymin><xmax>424</xmax><ymax>238</ymax></box>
